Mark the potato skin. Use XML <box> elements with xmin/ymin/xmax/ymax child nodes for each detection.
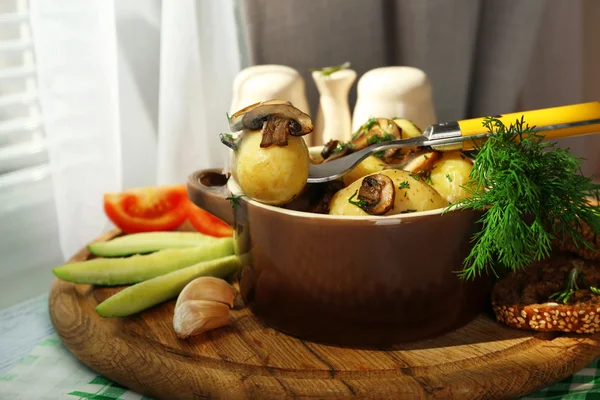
<box><xmin>233</xmin><ymin>130</ymin><xmax>309</xmax><ymax>205</ymax></box>
<box><xmin>329</xmin><ymin>169</ymin><xmax>448</xmax><ymax>216</ymax></box>
<box><xmin>342</xmin><ymin>156</ymin><xmax>385</xmax><ymax>186</ymax></box>
<box><xmin>429</xmin><ymin>151</ymin><xmax>474</xmax><ymax>203</ymax></box>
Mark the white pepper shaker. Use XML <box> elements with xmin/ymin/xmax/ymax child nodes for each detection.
<box><xmin>352</xmin><ymin>66</ymin><xmax>436</xmax><ymax>133</ymax></box>
<box><xmin>230</xmin><ymin>64</ymin><xmax>310</xmax><ymax>117</ymax></box>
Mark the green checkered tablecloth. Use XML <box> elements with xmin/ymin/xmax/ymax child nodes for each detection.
<box><xmin>521</xmin><ymin>359</ymin><xmax>600</xmax><ymax>399</ymax></box>
<box><xmin>0</xmin><ymin>334</ymin><xmax>599</xmax><ymax>399</ymax></box>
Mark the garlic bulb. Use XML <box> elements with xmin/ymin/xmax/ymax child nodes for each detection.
<box><xmin>175</xmin><ymin>276</ymin><xmax>236</xmax><ymax>310</ymax></box>
<box><xmin>173</xmin><ymin>300</ymin><xmax>230</xmax><ymax>339</ymax></box>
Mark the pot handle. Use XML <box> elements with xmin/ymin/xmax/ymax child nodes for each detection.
<box><xmin>187</xmin><ymin>169</ymin><xmax>234</xmax><ymax>226</ymax></box>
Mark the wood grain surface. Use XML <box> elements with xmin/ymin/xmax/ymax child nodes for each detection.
<box><xmin>49</xmin><ymin>230</ymin><xmax>600</xmax><ymax>399</ymax></box>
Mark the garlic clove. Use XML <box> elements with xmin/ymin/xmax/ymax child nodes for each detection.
<box><xmin>173</xmin><ymin>299</ymin><xmax>230</xmax><ymax>339</ymax></box>
<box><xmin>175</xmin><ymin>276</ymin><xmax>236</xmax><ymax>310</ymax></box>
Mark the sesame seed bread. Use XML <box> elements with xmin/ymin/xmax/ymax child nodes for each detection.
<box><xmin>492</xmin><ymin>254</ymin><xmax>600</xmax><ymax>334</ymax></box>
<box><xmin>555</xmin><ymin>219</ymin><xmax>600</xmax><ymax>261</ymax></box>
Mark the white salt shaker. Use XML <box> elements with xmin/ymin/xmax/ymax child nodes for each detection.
<box><xmin>311</xmin><ymin>68</ymin><xmax>357</xmax><ymax>145</ymax></box>
<box><xmin>229</xmin><ymin>65</ymin><xmax>310</xmax><ymax>117</ymax></box>
<box><xmin>352</xmin><ymin>66</ymin><xmax>436</xmax><ymax>133</ymax></box>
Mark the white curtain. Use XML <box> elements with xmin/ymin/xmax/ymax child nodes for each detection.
<box><xmin>0</xmin><ymin>0</ymin><xmax>243</xmax><ymax>308</ymax></box>
<box><xmin>31</xmin><ymin>0</ymin><xmax>242</xmax><ymax>258</ymax></box>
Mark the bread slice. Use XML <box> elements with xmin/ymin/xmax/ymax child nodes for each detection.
<box><xmin>492</xmin><ymin>254</ymin><xmax>600</xmax><ymax>333</ymax></box>
<box><xmin>555</xmin><ymin>219</ymin><xmax>600</xmax><ymax>261</ymax></box>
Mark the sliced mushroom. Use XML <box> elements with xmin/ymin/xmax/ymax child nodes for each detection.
<box><xmin>260</xmin><ymin>114</ymin><xmax>290</xmax><ymax>148</ymax></box>
<box><xmin>311</xmin><ymin>180</ymin><xmax>344</xmax><ymax>214</ymax></box>
<box><xmin>389</xmin><ymin>148</ymin><xmax>440</xmax><ymax>174</ymax></box>
<box><xmin>351</xmin><ymin>118</ymin><xmax>401</xmax><ymax>151</ymax></box>
<box><xmin>322</xmin><ymin>143</ymin><xmax>352</xmax><ymax>162</ymax></box>
<box><xmin>242</xmin><ymin>101</ymin><xmax>313</xmax><ymax>135</ymax></box>
<box><xmin>228</xmin><ymin>100</ymin><xmax>314</xmax><ymax>148</ymax></box>
<box><xmin>229</xmin><ymin>100</ymin><xmax>291</xmax><ymax>131</ymax></box>
<box><xmin>357</xmin><ymin>174</ymin><xmax>395</xmax><ymax>215</ymax></box>
<box><xmin>321</xmin><ymin>140</ymin><xmax>339</xmax><ymax>159</ymax></box>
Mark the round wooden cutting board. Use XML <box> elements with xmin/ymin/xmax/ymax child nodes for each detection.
<box><xmin>49</xmin><ymin>230</ymin><xmax>600</xmax><ymax>399</ymax></box>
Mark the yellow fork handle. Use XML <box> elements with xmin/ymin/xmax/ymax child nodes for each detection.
<box><xmin>458</xmin><ymin>102</ymin><xmax>600</xmax><ymax>150</ymax></box>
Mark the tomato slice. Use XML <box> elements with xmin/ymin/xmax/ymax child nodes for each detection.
<box><xmin>104</xmin><ymin>185</ymin><xmax>190</xmax><ymax>233</ymax></box>
<box><xmin>186</xmin><ymin>202</ymin><xmax>233</xmax><ymax>238</ymax></box>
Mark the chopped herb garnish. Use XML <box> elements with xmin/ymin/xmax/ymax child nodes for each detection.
<box><xmin>423</xmin><ymin>154</ymin><xmax>429</xmax><ymax>160</ymax></box>
<box><xmin>398</xmin><ymin>181</ymin><xmax>410</xmax><ymax>190</ymax></box>
<box><xmin>363</xmin><ymin>118</ymin><xmax>377</xmax><ymax>132</ymax></box>
<box><xmin>446</xmin><ymin>174</ymin><xmax>453</xmax><ymax>182</ymax></box>
<box><xmin>226</xmin><ymin>194</ymin><xmax>243</xmax><ymax>209</ymax></box>
<box><xmin>548</xmin><ymin>265</ymin><xmax>600</xmax><ymax>304</ymax></box>
<box><xmin>367</xmin><ymin>132</ymin><xmax>396</xmax><ymax>146</ymax></box>
<box><xmin>451</xmin><ymin>116</ymin><xmax>600</xmax><ymax>280</ymax></box>
<box><xmin>226</xmin><ymin>112</ymin><xmax>231</xmax><ymax>123</ymax></box>
<box><xmin>219</xmin><ymin>133</ymin><xmax>238</xmax><ymax>150</ymax></box>
<box><xmin>310</xmin><ymin>61</ymin><xmax>351</xmax><ymax>76</ymax></box>
<box><xmin>410</xmin><ymin>173</ymin><xmax>420</xmax><ymax>181</ymax></box>
<box><xmin>348</xmin><ymin>190</ymin><xmax>367</xmax><ymax>209</ymax></box>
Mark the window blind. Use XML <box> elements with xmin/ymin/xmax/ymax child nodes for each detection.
<box><xmin>0</xmin><ymin>0</ymin><xmax>63</xmax><ymax>309</ymax></box>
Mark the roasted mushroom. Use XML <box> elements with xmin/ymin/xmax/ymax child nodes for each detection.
<box><xmin>228</xmin><ymin>100</ymin><xmax>313</xmax><ymax>148</ymax></box>
<box><xmin>355</xmin><ymin>174</ymin><xmax>395</xmax><ymax>215</ymax></box>
<box><xmin>351</xmin><ymin>118</ymin><xmax>401</xmax><ymax>151</ymax></box>
<box><xmin>321</xmin><ymin>140</ymin><xmax>339</xmax><ymax>159</ymax></box>
<box><xmin>320</xmin><ymin>118</ymin><xmax>402</xmax><ymax>163</ymax></box>
<box><xmin>389</xmin><ymin>148</ymin><xmax>440</xmax><ymax>174</ymax></box>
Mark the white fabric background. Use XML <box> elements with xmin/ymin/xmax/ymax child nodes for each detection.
<box><xmin>0</xmin><ymin>0</ymin><xmax>243</xmax><ymax>308</ymax></box>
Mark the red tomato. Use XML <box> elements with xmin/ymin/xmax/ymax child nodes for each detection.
<box><xmin>186</xmin><ymin>202</ymin><xmax>233</xmax><ymax>238</ymax></box>
<box><xmin>104</xmin><ymin>185</ymin><xmax>189</xmax><ymax>233</ymax></box>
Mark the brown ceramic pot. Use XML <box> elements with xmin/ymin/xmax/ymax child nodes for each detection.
<box><xmin>187</xmin><ymin>169</ymin><xmax>491</xmax><ymax>346</ymax></box>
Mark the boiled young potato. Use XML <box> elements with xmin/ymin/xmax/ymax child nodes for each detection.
<box><xmin>329</xmin><ymin>169</ymin><xmax>448</xmax><ymax>216</ymax></box>
<box><xmin>233</xmin><ymin>130</ymin><xmax>309</xmax><ymax>205</ymax></box>
<box><xmin>228</xmin><ymin>100</ymin><xmax>314</xmax><ymax>206</ymax></box>
<box><xmin>342</xmin><ymin>156</ymin><xmax>385</xmax><ymax>186</ymax></box>
<box><xmin>429</xmin><ymin>151</ymin><xmax>474</xmax><ymax>203</ymax></box>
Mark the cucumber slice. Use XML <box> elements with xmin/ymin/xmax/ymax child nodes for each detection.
<box><xmin>96</xmin><ymin>255</ymin><xmax>240</xmax><ymax>317</ymax></box>
<box><xmin>53</xmin><ymin>238</ymin><xmax>233</xmax><ymax>285</ymax></box>
<box><xmin>88</xmin><ymin>232</ymin><xmax>221</xmax><ymax>257</ymax></box>
<box><xmin>393</xmin><ymin>118</ymin><xmax>423</xmax><ymax>139</ymax></box>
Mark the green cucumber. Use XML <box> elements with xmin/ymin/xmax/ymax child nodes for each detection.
<box><xmin>96</xmin><ymin>255</ymin><xmax>240</xmax><ymax>317</ymax></box>
<box><xmin>53</xmin><ymin>238</ymin><xmax>233</xmax><ymax>285</ymax></box>
<box><xmin>88</xmin><ymin>232</ymin><xmax>222</xmax><ymax>257</ymax></box>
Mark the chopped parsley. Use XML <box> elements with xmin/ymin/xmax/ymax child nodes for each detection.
<box><xmin>310</xmin><ymin>61</ymin><xmax>351</xmax><ymax>76</ymax></box>
<box><xmin>367</xmin><ymin>132</ymin><xmax>396</xmax><ymax>146</ymax></box>
<box><xmin>398</xmin><ymin>181</ymin><xmax>410</xmax><ymax>190</ymax></box>
<box><xmin>348</xmin><ymin>190</ymin><xmax>367</xmax><ymax>209</ymax></box>
<box><xmin>446</xmin><ymin>174</ymin><xmax>453</xmax><ymax>182</ymax></box>
<box><xmin>226</xmin><ymin>194</ymin><xmax>243</xmax><ymax>209</ymax></box>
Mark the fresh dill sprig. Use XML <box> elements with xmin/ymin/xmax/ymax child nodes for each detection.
<box><xmin>398</xmin><ymin>181</ymin><xmax>410</xmax><ymax>190</ymax></box>
<box><xmin>452</xmin><ymin>116</ymin><xmax>600</xmax><ymax>280</ymax></box>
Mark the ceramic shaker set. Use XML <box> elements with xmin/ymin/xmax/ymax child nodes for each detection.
<box><xmin>229</xmin><ymin>64</ymin><xmax>437</xmax><ymax>146</ymax></box>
